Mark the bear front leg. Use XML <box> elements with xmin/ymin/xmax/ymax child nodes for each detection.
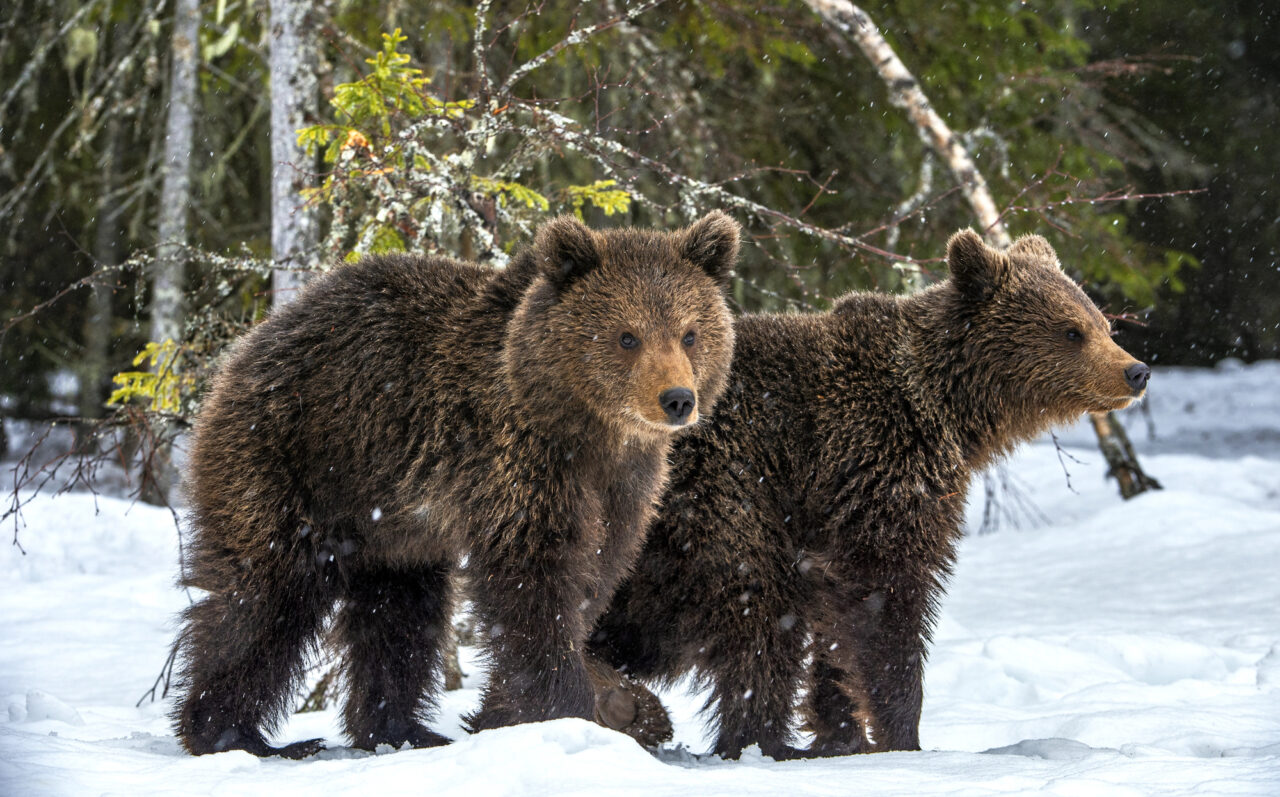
<box><xmin>464</xmin><ymin>554</ymin><xmax>595</xmax><ymax>731</ymax></box>
<box><xmin>588</xmin><ymin>575</ymin><xmax>684</xmax><ymax>683</ymax></box>
<box><xmin>334</xmin><ymin>562</ymin><xmax>454</xmax><ymax>750</ymax></box>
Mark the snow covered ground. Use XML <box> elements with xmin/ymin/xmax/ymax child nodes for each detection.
<box><xmin>2</xmin><ymin>362</ymin><xmax>1278</xmax><ymax>795</ymax></box>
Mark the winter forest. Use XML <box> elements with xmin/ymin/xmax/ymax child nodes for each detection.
<box><xmin>2</xmin><ymin>0</ymin><xmax>1278</xmax><ymax>794</ymax></box>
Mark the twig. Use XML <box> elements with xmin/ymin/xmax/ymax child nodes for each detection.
<box><xmin>136</xmin><ymin>642</ymin><xmax>180</xmax><ymax>706</ymax></box>
<box><xmin>529</xmin><ymin>106</ymin><xmax>919</xmax><ymax>263</ymax></box>
<box><xmin>1050</xmin><ymin>431</ymin><xmax>1083</xmax><ymax>495</ymax></box>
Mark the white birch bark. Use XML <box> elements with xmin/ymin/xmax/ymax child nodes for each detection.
<box><xmin>141</xmin><ymin>0</ymin><xmax>200</xmax><ymax>506</ymax></box>
<box><xmin>268</xmin><ymin>0</ymin><xmax>319</xmax><ymax>308</ymax></box>
<box><xmin>150</xmin><ymin>0</ymin><xmax>199</xmax><ymax>345</ymax></box>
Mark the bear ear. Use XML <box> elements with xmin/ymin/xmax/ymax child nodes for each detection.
<box><xmin>534</xmin><ymin>215</ymin><xmax>603</xmax><ymax>291</ymax></box>
<box><xmin>947</xmin><ymin>228</ymin><xmax>1012</xmax><ymax>300</ymax></box>
<box><xmin>679</xmin><ymin>210</ymin><xmax>740</xmax><ymax>288</ymax></box>
<box><xmin>1007</xmin><ymin>234</ymin><xmax>1061</xmax><ymax>268</ymax></box>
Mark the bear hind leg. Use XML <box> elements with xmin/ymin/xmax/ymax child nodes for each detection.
<box><xmin>173</xmin><ymin>575</ymin><xmax>331</xmax><ymax>757</ymax></box>
<box><xmin>854</xmin><ymin>581</ymin><xmax>929</xmax><ymax>752</ymax></box>
<box><xmin>702</xmin><ymin>627</ymin><xmax>808</xmax><ymax>761</ymax></box>
<box><xmin>803</xmin><ymin>654</ymin><xmax>872</xmax><ymax>756</ymax></box>
<box><xmin>335</xmin><ymin>562</ymin><xmax>454</xmax><ymax>751</ymax></box>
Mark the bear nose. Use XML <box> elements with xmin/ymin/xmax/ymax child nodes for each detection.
<box><xmin>659</xmin><ymin>388</ymin><xmax>696</xmax><ymax>424</ymax></box>
<box><xmin>1124</xmin><ymin>362</ymin><xmax>1150</xmax><ymax>393</ymax></box>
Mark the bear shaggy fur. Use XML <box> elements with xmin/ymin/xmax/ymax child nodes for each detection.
<box><xmin>590</xmin><ymin>230</ymin><xmax>1150</xmax><ymax>759</ymax></box>
<box><xmin>172</xmin><ymin>212</ymin><xmax>738</xmax><ymax>757</ymax></box>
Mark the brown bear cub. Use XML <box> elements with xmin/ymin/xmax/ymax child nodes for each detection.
<box><xmin>590</xmin><ymin>230</ymin><xmax>1150</xmax><ymax>759</ymax></box>
<box><xmin>172</xmin><ymin>212</ymin><xmax>738</xmax><ymax>757</ymax></box>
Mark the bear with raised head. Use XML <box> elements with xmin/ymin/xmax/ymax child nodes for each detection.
<box><xmin>590</xmin><ymin>229</ymin><xmax>1150</xmax><ymax>759</ymax></box>
<box><xmin>172</xmin><ymin>212</ymin><xmax>738</xmax><ymax>757</ymax></box>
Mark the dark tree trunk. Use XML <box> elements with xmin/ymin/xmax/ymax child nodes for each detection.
<box><xmin>78</xmin><ymin>23</ymin><xmax>125</xmax><ymax>455</ymax></box>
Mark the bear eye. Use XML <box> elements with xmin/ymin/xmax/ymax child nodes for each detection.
<box><xmin>619</xmin><ymin>332</ymin><xmax>640</xmax><ymax>350</ymax></box>
<box><xmin>682</xmin><ymin>330</ymin><xmax>696</xmax><ymax>347</ymax></box>
<box><xmin>1065</xmin><ymin>327</ymin><xmax>1083</xmax><ymax>342</ymax></box>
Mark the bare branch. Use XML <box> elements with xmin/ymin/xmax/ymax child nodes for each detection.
<box><xmin>1050</xmin><ymin>431</ymin><xmax>1083</xmax><ymax>495</ymax></box>
<box><xmin>498</xmin><ymin>0</ymin><xmax>667</xmax><ymax>96</ymax></box>
<box><xmin>0</xmin><ymin>0</ymin><xmax>106</xmax><ymax>127</ymax></box>
<box><xmin>885</xmin><ymin>153</ymin><xmax>935</xmax><ymax>254</ymax></box>
<box><xmin>0</xmin><ymin>0</ymin><xmax>168</xmax><ymax>226</ymax></box>
<box><xmin>136</xmin><ymin>641</ymin><xmax>180</xmax><ymax>706</ymax></box>
<box><xmin>529</xmin><ymin>106</ymin><xmax>919</xmax><ymax>264</ymax></box>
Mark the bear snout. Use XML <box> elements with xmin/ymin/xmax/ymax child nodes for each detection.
<box><xmin>1124</xmin><ymin>362</ymin><xmax>1151</xmax><ymax>394</ymax></box>
<box><xmin>659</xmin><ymin>387</ymin><xmax>696</xmax><ymax>424</ymax></box>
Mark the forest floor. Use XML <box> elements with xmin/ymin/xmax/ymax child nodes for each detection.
<box><xmin>2</xmin><ymin>361</ymin><xmax>1278</xmax><ymax>795</ymax></box>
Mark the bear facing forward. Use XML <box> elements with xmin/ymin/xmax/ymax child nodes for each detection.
<box><xmin>173</xmin><ymin>213</ymin><xmax>738</xmax><ymax>757</ymax></box>
<box><xmin>591</xmin><ymin>229</ymin><xmax>1150</xmax><ymax>759</ymax></box>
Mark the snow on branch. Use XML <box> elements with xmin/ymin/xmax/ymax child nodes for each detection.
<box><xmin>472</xmin><ymin>0</ymin><xmax>495</xmax><ymax>101</ymax></box>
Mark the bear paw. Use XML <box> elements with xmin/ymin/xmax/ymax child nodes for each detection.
<box><xmin>585</xmin><ymin>655</ymin><xmax>673</xmax><ymax>748</ymax></box>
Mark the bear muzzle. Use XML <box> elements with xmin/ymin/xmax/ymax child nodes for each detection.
<box><xmin>659</xmin><ymin>387</ymin><xmax>697</xmax><ymax>425</ymax></box>
<box><xmin>1124</xmin><ymin>362</ymin><xmax>1150</xmax><ymax>394</ymax></box>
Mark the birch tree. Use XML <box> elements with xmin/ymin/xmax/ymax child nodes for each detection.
<box><xmin>268</xmin><ymin>0</ymin><xmax>319</xmax><ymax>308</ymax></box>
<box><xmin>140</xmin><ymin>0</ymin><xmax>200</xmax><ymax>504</ymax></box>
<box><xmin>804</xmin><ymin>0</ymin><xmax>1160</xmax><ymax>501</ymax></box>
<box><xmin>151</xmin><ymin>0</ymin><xmax>199</xmax><ymax>347</ymax></box>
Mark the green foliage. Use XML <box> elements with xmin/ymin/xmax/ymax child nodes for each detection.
<box><xmin>298</xmin><ymin>29</ymin><xmax>473</xmax><ymax>165</ymax></box>
<box><xmin>7</xmin><ymin>0</ymin><xmax>1263</xmax><ymax>431</ymax></box>
<box><xmin>471</xmin><ymin>176</ymin><xmax>551</xmax><ymax>212</ymax></box>
<box><xmin>647</xmin><ymin>0</ymin><xmax>1183</xmax><ymax>310</ymax></box>
<box><xmin>342</xmin><ymin>223</ymin><xmax>407</xmax><ymax>262</ymax></box>
<box><xmin>1063</xmin><ymin>212</ymin><xmax>1196</xmax><ymax>310</ymax></box>
<box><xmin>328</xmin><ymin>29</ymin><xmax>472</xmax><ymax>137</ymax></box>
<box><xmin>292</xmin><ymin>4</ymin><xmax>1191</xmax><ymax>309</ymax></box>
<box><xmin>107</xmin><ymin>340</ymin><xmax>195</xmax><ymax>414</ymax></box>
<box><xmin>565</xmin><ymin>180</ymin><xmax>631</xmax><ymax>220</ymax></box>
<box><xmin>297</xmin><ymin>29</ymin><xmax>485</xmax><ymax>259</ymax></box>
<box><xmin>299</xmin><ymin>25</ymin><xmax>635</xmax><ymax>263</ymax></box>
<box><xmin>62</xmin><ymin>27</ymin><xmax>98</xmax><ymax>71</ymax></box>
<box><xmin>201</xmin><ymin>20</ymin><xmax>240</xmax><ymax>62</ymax></box>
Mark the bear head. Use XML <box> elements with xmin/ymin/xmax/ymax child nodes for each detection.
<box><xmin>504</xmin><ymin>211</ymin><xmax>738</xmax><ymax>442</ymax></box>
<box><xmin>944</xmin><ymin>228</ymin><xmax>1150</xmax><ymax>424</ymax></box>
